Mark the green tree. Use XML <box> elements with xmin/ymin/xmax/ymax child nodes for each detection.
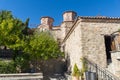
<box><xmin>0</xmin><ymin>10</ymin><xmax>29</xmax><ymax>50</ymax></box>
<box><xmin>0</xmin><ymin>10</ymin><xmax>13</xmax><ymax>22</ymax></box>
<box><xmin>0</xmin><ymin>10</ymin><xmax>30</xmax><ymax>73</ymax></box>
<box><xmin>0</xmin><ymin>10</ymin><xmax>63</xmax><ymax>73</ymax></box>
<box><xmin>22</xmin><ymin>31</ymin><xmax>63</xmax><ymax>72</ymax></box>
<box><xmin>23</xmin><ymin>31</ymin><xmax>63</xmax><ymax>60</ymax></box>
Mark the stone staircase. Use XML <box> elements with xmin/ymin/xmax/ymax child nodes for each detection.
<box><xmin>84</xmin><ymin>57</ymin><xmax>120</xmax><ymax>80</ymax></box>
<box><xmin>43</xmin><ymin>74</ymin><xmax>66</xmax><ymax>80</ymax></box>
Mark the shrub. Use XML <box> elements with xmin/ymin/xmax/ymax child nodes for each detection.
<box><xmin>0</xmin><ymin>60</ymin><xmax>16</xmax><ymax>73</ymax></box>
<box><xmin>14</xmin><ymin>53</ymin><xmax>30</xmax><ymax>73</ymax></box>
<box><xmin>72</xmin><ymin>63</ymin><xmax>81</xmax><ymax>77</ymax></box>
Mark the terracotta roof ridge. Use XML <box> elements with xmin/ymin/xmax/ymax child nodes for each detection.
<box><xmin>53</xmin><ymin>26</ymin><xmax>60</xmax><ymax>27</ymax></box>
<box><xmin>78</xmin><ymin>16</ymin><xmax>120</xmax><ymax>19</ymax></box>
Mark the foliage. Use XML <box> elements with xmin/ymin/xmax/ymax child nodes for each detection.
<box><xmin>0</xmin><ymin>10</ymin><xmax>62</xmax><ymax>61</ymax></box>
<box><xmin>81</xmin><ymin>58</ymin><xmax>88</xmax><ymax>73</ymax></box>
<box><xmin>0</xmin><ymin>10</ymin><xmax>63</xmax><ymax>73</ymax></box>
<box><xmin>0</xmin><ymin>10</ymin><xmax>31</xmax><ymax>73</ymax></box>
<box><xmin>0</xmin><ymin>10</ymin><xmax>13</xmax><ymax>22</ymax></box>
<box><xmin>0</xmin><ymin>53</ymin><xmax>30</xmax><ymax>73</ymax></box>
<box><xmin>80</xmin><ymin>57</ymin><xmax>88</xmax><ymax>78</ymax></box>
<box><xmin>72</xmin><ymin>58</ymin><xmax>88</xmax><ymax>78</ymax></box>
<box><xmin>118</xmin><ymin>29</ymin><xmax>120</xmax><ymax>32</ymax></box>
<box><xmin>0</xmin><ymin>10</ymin><xmax>29</xmax><ymax>51</ymax></box>
<box><xmin>23</xmin><ymin>31</ymin><xmax>63</xmax><ymax>60</ymax></box>
<box><xmin>0</xmin><ymin>10</ymin><xmax>30</xmax><ymax>61</ymax></box>
<box><xmin>72</xmin><ymin>63</ymin><xmax>81</xmax><ymax>77</ymax></box>
<box><xmin>14</xmin><ymin>53</ymin><xmax>30</xmax><ymax>73</ymax></box>
<box><xmin>0</xmin><ymin>60</ymin><xmax>16</xmax><ymax>73</ymax></box>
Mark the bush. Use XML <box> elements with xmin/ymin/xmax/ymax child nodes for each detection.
<box><xmin>0</xmin><ymin>60</ymin><xmax>16</xmax><ymax>73</ymax></box>
<box><xmin>72</xmin><ymin>63</ymin><xmax>81</xmax><ymax>77</ymax></box>
<box><xmin>14</xmin><ymin>53</ymin><xmax>30</xmax><ymax>73</ymax></box>
<box><xmin>0</xmin><ymin>53</ymin><xmax>30</xmax><ymax>73</ymax></box>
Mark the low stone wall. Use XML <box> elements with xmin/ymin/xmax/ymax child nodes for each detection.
<box><xmin>0</xmin><ymin>73</ymin><xmax>43</xmax><ymax>80</ymax></box>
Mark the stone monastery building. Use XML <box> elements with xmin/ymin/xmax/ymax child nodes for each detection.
<box><xmin>38</xmin><ymin>11</ymin><xmax>120</xmax><ymax>78</ymax></box>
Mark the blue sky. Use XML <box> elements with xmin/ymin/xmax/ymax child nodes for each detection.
<box><xmin>0</xmin><ymin>0</ymin><xmax>120</xmax><ymax>28</ymax></box>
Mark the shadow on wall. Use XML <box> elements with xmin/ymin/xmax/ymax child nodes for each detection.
<box><xmin>41</xmin><ymin>56</ymin><xmax>71</xmax><ymax>80</ymax></box>
<box><xmin>65</xmin><ymin>53</ymin><xmax>71</xmax><ymax>75</ymax></box>
<box><xmin>32</xmin><ymin>57</ymin><xmax>67</xmax><ymax>76</ymax></box>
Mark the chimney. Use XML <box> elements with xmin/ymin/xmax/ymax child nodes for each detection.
<box><xmin>63</xmin><ymin>11</ymin><xmax>77</xmax><ymax>22</ymax></box>
<box><xmin>40</xmin><ymin>16</ymin><xmax>54</xmax><ymax>29</ymax></box>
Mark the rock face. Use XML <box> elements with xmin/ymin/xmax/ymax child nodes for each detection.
<box><xmin>37</xmin><ymin>11</ymin><xmax>120</xmax><ymax>78</ymax></box>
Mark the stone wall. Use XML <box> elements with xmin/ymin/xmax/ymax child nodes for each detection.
<box><xmin>63</xmin><ymin>19</ymin><xmax>120</xmax><ymax>72</ymax></box>
<box><xmin>60</xmin><ymin>21</ymin><xmax>74</xmax><ymax>41</ymax></box>
<box><xmin>81</xmin><ymin>21</ymin><xmax>120</xmax><ymax>68</ymax></box>
<box><xmin>52</xmin><ymin>21</ymin><xmax>74</xmax><ymax>43</ymax></box>
<box><xmin>52</xmin><ymin>29</ymin><xmax>61</xmax><ymax>41</ymax></box>
<box><xmin>108</xmin><ymin>51</ymin><xmax>120</xmax><ymax>78</ymax></box>
<box><xmin>64</xmin><ymin>20</ymin><xmax>83</xmax><ymax>71</ymax></box>
<box><xmin>37</xmin><ymin>11</ymin><xmax>120</xmax><ymax>77</ymax></box>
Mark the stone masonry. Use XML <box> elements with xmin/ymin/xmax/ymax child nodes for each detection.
<box><xmin>37</xmin><ymin>11</ymin><xmax>120</xmax><ymax>78</ymax></box>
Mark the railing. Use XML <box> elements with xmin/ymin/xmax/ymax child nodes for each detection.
<box><xmin>0</xmin><ymin>49</ymin><xmax>13</xmax><ymax>58</ymax></box>
<box><xmin>84</xmin><ymin>57</ymin><xmax>120</xmax><ymax>80</ymax></box>
<box><xmin>0</xmin><ymin>73</ymin><xmax>43</xmax><ymax>80</ymax></box>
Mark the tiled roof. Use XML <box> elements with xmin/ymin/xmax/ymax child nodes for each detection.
<box><xmin>40</xmin><ymin>16</ymin><xmax>54</xmax><ymax>21</ymax></box>
<box><xmin>63</xmin><ymin>11</ymin><xmax>77</xmax><ymax>15</ymax></box>
<box><xmin>52</xmin><ymin>26</ymin><xmax>61</xmax><ymax>30</ymax></box>
<box><xmin>62</xmin><ymin>16</ymin><xmax>120</xmax><ymax>43</ymax></box>
<box><xmin>79</xmin><ymin>16</ymin><xmax>120</xmax><ymax>19</ymax></box>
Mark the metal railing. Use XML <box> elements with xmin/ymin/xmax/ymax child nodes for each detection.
<box><xmin>0</xmin><ymin>49</ymin><xmax>13</xmax><ymax>58</ymax></box>
<box><xmin>84</xmin><ymin>57</ymin><xmax>120</xmax><ymax>80</ymax></box>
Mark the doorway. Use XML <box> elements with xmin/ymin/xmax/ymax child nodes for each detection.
<box><xmin>104</xmin><ymin>35</ymin><xmax>112</xmax><ymax>64</ymax></box>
